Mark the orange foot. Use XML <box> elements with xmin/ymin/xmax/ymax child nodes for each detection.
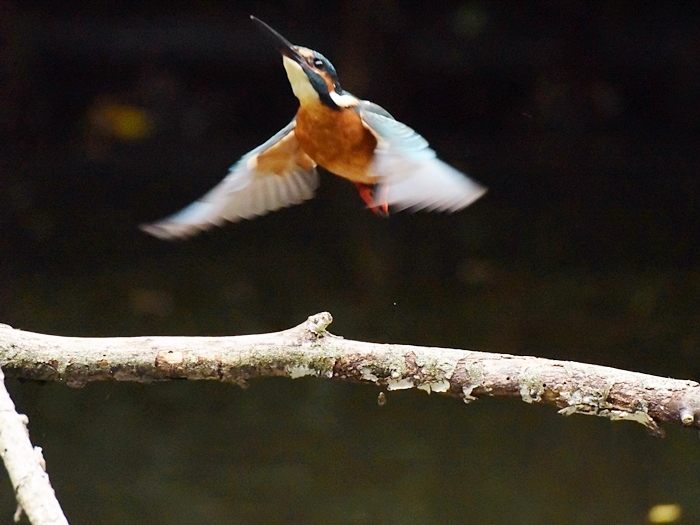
<box><xmin>355</xmin><ymin>183</ymin><xmax>389</xmax><ymax>217</ymax></box>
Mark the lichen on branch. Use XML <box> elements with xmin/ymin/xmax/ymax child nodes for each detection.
<box><xmin>1</xmin><ymin>313</ymin><xmax>700</xmax><ymax>437</ymax></box>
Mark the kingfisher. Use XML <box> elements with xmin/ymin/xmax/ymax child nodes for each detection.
<box><xmin>140</xmin><ymin>16</ymin><xmax>486</xmax><ymax>239</ymax></box>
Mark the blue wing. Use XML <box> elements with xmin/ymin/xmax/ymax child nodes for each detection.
<box><xmin>358</xmin><ymin>102</ymin><xmax>486</xmax><ymax>212</ymax></box>
<box><xmin>140</xmin><ymin>120</ymin><xmax>319</xmax><ymax>239</ymax></box>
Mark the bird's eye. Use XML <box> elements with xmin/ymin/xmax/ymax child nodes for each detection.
<box><xmin>313</xmin><ymin>58</ymin><xmax>325</xmax><ymax>69</ymax></box>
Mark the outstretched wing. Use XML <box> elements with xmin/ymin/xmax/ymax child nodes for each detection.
<box><xmin>140</xmin><ymin>120</ymin><xmax>319</xmax><ymax>239</ymax></box>
<box><xmin>357</xmin><ymin>101</ymin><xmax>486</xmax><ymax>212</ymax></box>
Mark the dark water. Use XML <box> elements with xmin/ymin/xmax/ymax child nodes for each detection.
<box><xmin>2</xmin><ymin>2</ymin><xmax>700</xmax><ymax>523</ymax></box>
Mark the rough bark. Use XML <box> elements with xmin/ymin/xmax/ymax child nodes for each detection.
<box><xmin>0</xmin><ymin>366</ymin><xmax>70</xmax><ymax>524</ymax></box>
<box><xmin>1</xmin><ymin>313</ymin><xmax>700</xmax><ymax>437</ymax></box>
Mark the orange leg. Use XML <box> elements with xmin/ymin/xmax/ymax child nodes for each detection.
<box><xmin>355</xmin><ymin>183</ymin><xmax>389</xmax><ymax>217</ymax></box>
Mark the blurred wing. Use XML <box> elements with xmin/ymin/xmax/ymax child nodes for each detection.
<box><xmin>358</xmin><ymin>102</ymin><xmax>486</xmax><ymax>212</ymax></box>
<box><xmin>140</xmin><ymin>120</ymin><xmax>319</xmax><ymax>239</ymax></box>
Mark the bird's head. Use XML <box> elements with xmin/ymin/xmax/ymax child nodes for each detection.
<box><xmin>251</xmin><ymin>16</ymin><xmax>357</xmax><ymax>110</ymax></box>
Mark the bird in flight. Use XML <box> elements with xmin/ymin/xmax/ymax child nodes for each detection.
<box><xmin>141</xmin><ymin>16</ymin><xmax>486</xmax><ymax>239</ymax></box>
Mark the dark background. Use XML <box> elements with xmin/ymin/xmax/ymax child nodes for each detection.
<box><xmin>2</xmin><ymin>1</ymin><xmax>700</xmax><ymax>523</ymax></box>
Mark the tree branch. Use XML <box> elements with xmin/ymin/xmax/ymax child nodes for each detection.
<box><xmin>1</xmin><ymin>313</ymin><xmax>700</xmax><ymax>437</ymax></box>
<box><xmin>0</xmin><ymin>366</ymin><xmax>70</xmax><ymax>524</ymax></box>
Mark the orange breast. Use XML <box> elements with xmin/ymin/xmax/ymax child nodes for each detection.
<box><xmin>295</xmin><ymin>104</ymin><xmax>378</xmax><ymax>184</ymax></box>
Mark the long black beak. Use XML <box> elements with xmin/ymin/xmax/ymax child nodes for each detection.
<box><xmin>250</xmin><ymin>16</ymin><xmax>304</xmax><ymax>64</ymax></box>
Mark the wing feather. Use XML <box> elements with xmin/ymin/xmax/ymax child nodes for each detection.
<box><xmin>140</xmin><ymin>120</ymin><xmax>319</xmax><ymax>239</ymax></box>
<box><xmin>358</xmin><ymin>103</ymin><xmax>486</xmax><ymax>213</ymax></box>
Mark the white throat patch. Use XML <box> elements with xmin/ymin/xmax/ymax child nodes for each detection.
<box><xmin>282</xmin><ymin>56</ymin><xmax>319</xmax><ymax>105</ymax></box>
<box><xmin>282</xmin><ymin>55</ymin><xmax>359</xmax><ymax>109</ymax></box>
